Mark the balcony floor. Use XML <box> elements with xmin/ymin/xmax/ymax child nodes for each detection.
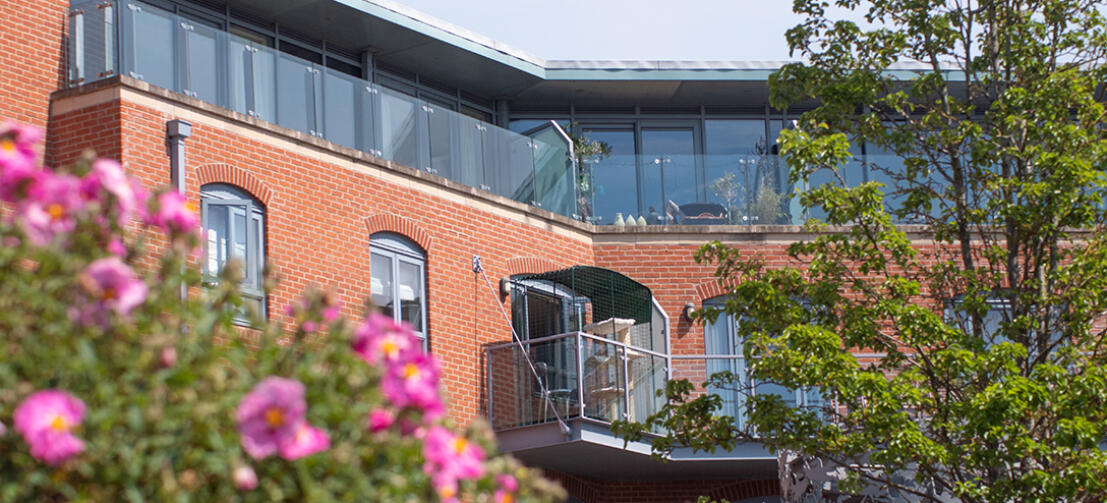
<box><xmin>496</xmin><ymin>419</ymin><xmax>779</xmax><ymax>480</ymax></box>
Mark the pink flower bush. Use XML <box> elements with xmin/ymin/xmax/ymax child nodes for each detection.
<box><xmin>381</xmin><ymin>352</ymin><xmax>444</xmax><ymax>420</ymax></box>
<box><xmin>352</xmin><ymin>313</ymin><xmax>420</xmax><ymax>365</ymax></box>
<box><xmin>495</xmin><ymin>474</ymin><xmax>519</xmax><ymax>503</ymax></box>
<box><xmin>81</xmin><ymin>257</ymin><xmax>148</xmax><ymax>317</ymax></box>
<box><xmin>236</xmin><ymin>376</ymin><xmax>329</xmax><ymax>460</ymax></box>
<box><xmin>367</xmin><ymin>408</ymin><xmax>394</xmax><ymax>433</ymax></box>
<box><xmin>12</xmin><ymin>390</ymin><xmax>86</xmax><ymax>465</ymax></box>
<box><xmin>423</xmin><ymin>426</ymin><xmax>485</xmax><ymax>499</ymax></box>
<box><xmin>81</xmin><ymin>159</ymin><xmax>146</xmax><ymax>226</ymax></box>
<box><xmin>20</xmin><ymin>171</ymin><xmax>85</xmax><ymax>245</ymax></box>
<box><xmin>233</xmin><ymin>465</ymin><xmax>258</xmax><ymax>491</ymax></box>
<box><xmin>0</xmin><ymin>122</ymin><xmax>41</xmax><ymax>201</ymax></box>
<box><xmin>278</xmin><ymin>423</ymin><xmax>330</xmax><ymax>460</ymax></box>
<box><xmin>146</xmin><ymin>191</ymin><xmax>199</xmax><ymax>236</ymax></box>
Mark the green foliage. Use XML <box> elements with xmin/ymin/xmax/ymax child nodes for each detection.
<box><xmin>0</xmin><ymin>152</ymin><xmax>564</xmax><ymax>502</ymax></box>
<box><xmin>619</xmin><ymin>1</ymin><xmax>1107</xmax><ymax>501</ymax></box>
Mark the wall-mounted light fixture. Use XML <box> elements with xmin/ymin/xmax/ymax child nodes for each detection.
<box><xmin>681</xmin><ymin>302</ymin><xmax>696</xmax><ymax>321</ymax></box>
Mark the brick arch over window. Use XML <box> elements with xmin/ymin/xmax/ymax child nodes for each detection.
<box><xmin>195</xmin><ymin>163</ymin><xmax>273</xmax><ymax>207</ymax></box>
<box><xmin>505</xmin><ymin>256</ymin><xmax>565</xmax><ymax>276</ymax></box>
<box><xmin>695</xmin><ymin>278</ymin><xmax>738</xmax><ymax>302</ymax></box>
<box><xmin>364</xmin><ymin>214</ymin><xmax>433</xmax><ymax>252</ymax></box>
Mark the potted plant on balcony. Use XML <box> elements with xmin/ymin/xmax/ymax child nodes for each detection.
<box><xmin>565</xmin><ymin>123</ymin><xmax>611</xmax><ymax>223</ymax></box>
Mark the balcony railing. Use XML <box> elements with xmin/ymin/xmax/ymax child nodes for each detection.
<box><xmin>669</xmin><ymin>355</ymin><xmax>825</xmax><ymax>432</ymax></box>
<box><xmin>486</xmin><ymin>332</ymin><xmax>669</xmax><ymax>431</ymax></box>
<box><xmin>68</xmin><ymin>0</ymin><xmax>578</xmax><ymax>218</ymax></box>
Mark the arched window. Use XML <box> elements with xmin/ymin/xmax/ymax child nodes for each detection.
<box><xmin>370</xmin><ymin>232</ymin><xmax>427</xmax><ymax>345</ymax></box>
<box><xmin>201</xmin><ymin>183</ymin><xmax>266</xmax><ymax>318</ymax></box>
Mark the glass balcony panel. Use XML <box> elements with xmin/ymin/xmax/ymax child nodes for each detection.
<box><xmin>321</xmin><ymin>67</ymin><xmax>359</xmax><ymax>149</ymax></box>
<box><xmin>626</xmin><ymin>352</ymin><xmax>667</xmax><ymax>432</ymax></box>
<box><xmin>482</xmin><ymin>126</ymin><xmax>535</xmax><ymax>203</ymax></box>
<box><xmin>581</xmin><ymin>336</ymin><xmax>625</xmax><ymax>423</ymax></box>
<box><xmin>456</xmin><ymin>115</ymin><xmax>486</xmax><ymax>188</ymax></box>
<box><xmin>377</xmin><ymin>87</ymin><xmax>419</xmax><ymax>168</ymax></box>
<box><xmin>127</xmin><ymin>1</ymin><xmax>175</xmax><ymax>90</ymax></box>
<box><xmin>425</xmin><ymin>105</ymin><xmax>453</xmax><ymax>179</ymax></box>
<box><xmin>357</xmin><ymin>85</ymin><xmax>377</xmax><ymax>153</ymax></box>
<box><xmin>250</xmin><ymin>45</ymin><xmax>277</xmax><ymax>122</ymax></box>
<box><xmin>181</xmin><ymin>20</ymin><xmax>222</xmax><ymax>104</ymax></box>
<box><xmin>531</xmin><ymin>131</ymin><xmax>576</xmax><ymax>217</ymax></box>
<box><xmin>583</xmin><ymin>129</ymin><xmax>636</xmax><ymax>225</ymax></box>
<box><xmin>276</xmin><ymin>55</ymin><xmax>320</xmax><ymax>134</ymax></box>
<box><xmin>70</xmin><ymin>1</ymin><xmax>116</xmax><ymax>85</ymax></box>
<box><xmin>227</xmin><ymin>36</ymin><xmax>251</xmax><ymax>115</ymax></box>
<box><xmin>806</xmin><ymin>157</ymin><xmax>865</xmax><ymax>222</ymax></box>
<box><xmin>590</xmin><ymin>154</ymin><xmax>638</xmax><ymax>225</ymax></box>
<box><xmin>486</xmin><ymin>336</ymin><xmax>580</xmax><ymax>430</ymax></box>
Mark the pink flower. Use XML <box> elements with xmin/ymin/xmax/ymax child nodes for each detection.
<box><xmin>81</xmin><ymin>159</ymin><xmax>145</xmax><ymax>225</ymax></box>
<box><xmin>82</xmin><ymin>257</ymin><xmax>148</xmax><ymax>317</ymax></box>
<box><xmin>12</xmin><ymin>390</ymin><xmax>86</xmax><ymax>465</ymax></box>
<box><xmin>381</xmin><ymin>352</ymin><xmax>444</xmax><ymax>420</ymax></box>
<box><xmin>300</xmin><ymin>320</ymin><xmax>317</xmax><ymax>333</ymax></box>
<box><xmin>233</xmin><ymin>465</ymin><xmax>258</xmax><ymax>491</ymax></box>
<box><xmin>322</xmin><ymin>301</ymin><xmax>342</xmax><ymax>323</ymax></box>
<box><xmin>278</xmin><ymin>423</ymin><xmax>330</xmax><ymax>460</ymax></box>
<box><xmin>494</xmin><ymin>474</ymin><xmax>518</xmax><ymax>503</ymax></box>
<box><xmin>422</xmin><ymin>426</ymin><xmax>485</xmax><ymax>496</ymax></box>
<box><xmin>147</xmin><ymin>191</ymin><xmax>199</xmax><ymax>235</ymax></box>
<box><xmin>236</xmin><ymin>377</ymin><xmax>307</xmax><ymax>460</ymax></box>
<box><xmin>159</xmin><ymin>347</ymin><xmax>177</xmax><ymax>368</ymax></box>
<box><xmin>498</xmin><ymin>474</ymin><xmax>518</xmax><ymax>492</ymax></box>
<box><xmin>107</xmin><ymin>238</ymin><xmax>126</xmax><ymax>257</ymax></box>
<box><xmin>352</xmin><ymin>313</ymin><xmax>420</xmax><ymax>365</ymax></box>
<box><xmin>20</xmin><ymin>172</ymin><xmax>84</xmax><ymax>245</ymax></box>
<box><xmin>0</xmin><ymin>122</ymin><xmax>41</xmax><ymax>201</ymax></box>
<box><xmin>367</xmin><ymin>408</ymin><xmax>394</xmax><ymax>433</ymax></box>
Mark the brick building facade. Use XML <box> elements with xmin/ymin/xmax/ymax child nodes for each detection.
<box><xmin>0</xmin><ymin>1</ymin><xmax>931</xmax><ymax>501</ymax></box>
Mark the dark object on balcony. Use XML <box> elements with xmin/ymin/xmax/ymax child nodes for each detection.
<box><xmin>678</xmin><ymin>203</ymin><xmax>728</xmax><ymax>225</ymax></box>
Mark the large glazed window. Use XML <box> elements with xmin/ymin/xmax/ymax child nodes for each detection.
<box><xmin>703</xmin><ymin>297</ymin><xmax>821</xmax><ymax>429</ymax></box>
<box><xmin>201</xmin><ymin>183</ymin><xmax>266</xmax><ymax>319</ymax></box>
<box><xmin>370</xmin><ymin>233</ymin><xmax>427</xmax><ymax>346</ymax></box>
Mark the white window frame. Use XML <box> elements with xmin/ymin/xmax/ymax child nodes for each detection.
<box><xmin>370</xmin><ymin>232</ymin><xmax>427</xmax><ymax>346</ymax></box>
<box><xmin>201</xmin><ymin>183</ymin><xmax>266</xmax><ymax>319</ymax></box>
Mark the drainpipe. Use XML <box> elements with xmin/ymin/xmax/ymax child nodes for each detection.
<box><xmin>166</xmin><ymin>120</ymin><xmax>192</xmax><ymax>302</ymax></box>
<box><xmin>167</xmin><ymin>120</ymin><xmax>192</xmax><ymax>195</ymax></box>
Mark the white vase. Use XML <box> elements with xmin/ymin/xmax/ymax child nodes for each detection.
<box><xmin>614</xmin><ymin>212</ymin><xmax>625</xmax><ymax>226</ymax></box>
<box><xmin>624</xmin><ymin>214</ymin><xmax>637</xmax><ymax>226</ymax></box>
<box><xmin>636</xmin><ymin>215</ymin><xmax>647</xmax><ymax>226</ymax></box>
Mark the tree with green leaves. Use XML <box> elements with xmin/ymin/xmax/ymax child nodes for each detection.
<box><xmin>615</xmin><ymin>1</ymin><xmax>1107</xmax><ymax>501</ymax></box>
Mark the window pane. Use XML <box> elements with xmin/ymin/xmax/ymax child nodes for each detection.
<box><xmin>250</xmin><ymin>214</ymin><xmax>263</xmax><ymax>289</ymax></box>
<box><xmin>584</xmin><ymin>129</ymin><xmax>636</xmax><ymax>225</ymax></box>
<box><xmin>205</xmin><ymin>205</ymin><xmax>228</xmax><ymax>276</ymax></box>
<box><xmin>370</xmin><ymin>252</ymin><xmax>394</xmax><ymax>316</ymax></box>
<box><xmin>398</xmin><ymin>260</ymin><xmax>423</xmax><ymax>331</ymax></box>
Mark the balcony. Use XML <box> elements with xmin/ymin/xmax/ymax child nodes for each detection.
<box><xmin>67</xmin><ymin>0</ymin><xmax>577</xmax><ymax>218</ymax></box>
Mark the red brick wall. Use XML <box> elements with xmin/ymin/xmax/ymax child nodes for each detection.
<box><xmin>0</xmin><ymin>0</ymin><xmax>68</xmax><ymax>129</ymax></box>
<box><xmin>49</xmin><ymin>88</ymin><xmax>598</xmax><ymax>424</ymax></box>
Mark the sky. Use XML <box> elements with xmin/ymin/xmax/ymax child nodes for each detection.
<box><xmin>394</xmin><ymin>0</ymin><xmax>808</xmax><ymax>62</ymax></box>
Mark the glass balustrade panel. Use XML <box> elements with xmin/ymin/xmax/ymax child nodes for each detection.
<box><xmin>424</xmin><ymin>105</ymin><xmax>453</xmax><ymax>179</ymax></box>
<box><xmin>456</xmin><ymin>115</ymin><xmax>486</xmax><ymax>188</ymax></box>
<box><xmin>531</xmin><ymin>130</ymin><xmax>576</xmax><ymax>217</ymax></box>
<box><xmin>181</xmin><ymin>19</ymin><xmax>222</xmax><ymax>105</ymax></box>
<box><xmin>581</xmin><ymin>337</ymin><xmax>625</xmax><ymax>423</ymax></box>
<box><xmin>71</xmin><ymin>1</ymin><xmax>116</xmax><ymax>85</ymax></box>
<box><xmin>376</xmin><ymin>87</ymin><xmax>419</xmax><ymax>168</ymax></box>
<box><xmin>126</xmin><ymin>1</ymin><xmax>175</xmax><ymax>91</ymax></box>
<box><xmin>276</xmin><ymin>54</ymin><xmax>319</xmax><ymax>134</ymax></box>
<box><xmin>321</xmin><ymin>68</ymin><xmax>359</xmax><ymax>150</ymax></box>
